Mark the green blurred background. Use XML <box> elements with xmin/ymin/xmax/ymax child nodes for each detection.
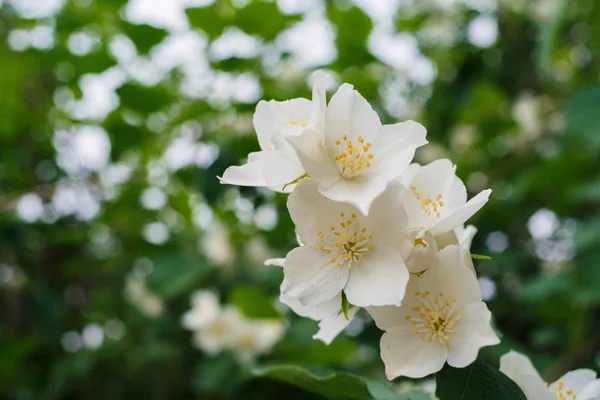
<box><xmin>1</xmin><ymin>0</ymin><xmax>600</xmax><ymax>398</ymax></box>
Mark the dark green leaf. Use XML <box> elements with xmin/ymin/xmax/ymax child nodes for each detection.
<box><xmin>235</xmin><ymin>2</ymin><xmax>301</xmax><ymax>40</ymax></box>
<box><xmin>435</xmin><ymin>357</ymin><xmax>527</xmax><ymax>400</ymax></box>
<box><xmin>566</xmin><ymin>85</ymin><xmax>600</xmax><ymax>148</ymax></box>
<box><xmin>121</xmin><ymin>23</ymin><xmax>169</xmax><ymax>54</ymax></box>
<box><xmin>253</xmin><ymin>364</ymin><xmax>426</xmax><ymax>400</ymax></box>
<box><xmin>148</xmin><ymin>254</ymin><xmax>208</xmax><ymax>299</ymax></box>
<box><xmin>116</xmin><ymin>83</ymin><xmax>174</xmax><ymax>114</ymax></box>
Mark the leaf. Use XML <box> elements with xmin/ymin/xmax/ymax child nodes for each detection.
<box><xmin>116</xmin><ymin>83</ymin><xmax>174</xmax><ymax>114</ymax></box>
<box><xmin>253</xmin><ymin>364</ymin><xmax>427</xmax><ymax>400</ymax></box>
<box><xmin>235</xmin><ymin>2</ymin><xmax>301</xmax><ymax>41</ymax></box>
<box><xmin>230</xmin><ymin>286</ymin><xmax>280</xmax><ymax>319</ymax></box>
<box><xmin>566</xmin><ymin>85</ymin><xmax>600</xmax><ymax>148</ymax></box>
<box><xmin>121</xmin><ymin>22</ymin><xmax>169</xmax><ymax>54</ymax></box>
<box><xmin>185</xmin><ymin>5</ymin><xmax>230</xmax><ymax>39</ymax></box>
<box><xmin>435</xmin><ymin>357</ymin><xmax>527</xmax><ymax>400</ymax></box>
<box><xmin>328</xmin><ymin>5</ymin><xmax>374</xmax><ymax>67</ymax></box>
<box><xmin>147</xmin><ymin>254</ymin><xmax>208</xmax><ymax>299</ymax></box>
<box><xmin>341</xmin><ymin>291</ymin><xmax>350</xmax><ymax>320</ymax></box>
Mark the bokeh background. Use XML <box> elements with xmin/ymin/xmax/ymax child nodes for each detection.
<box><xmin>1</xmin><ymin>0</ymin><xmax>600</xmax><ymax>398</ymax></box>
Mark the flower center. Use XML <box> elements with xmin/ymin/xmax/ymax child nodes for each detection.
<box><xmin>289</xmin><ymin>120</ymin><xmax>307</xmax><ymax>127</ymax></box>
<box><xmin>410</xmin><ymin>186</ymin><xmax>444</xmax><ymax>218</ymax></box>
<box><xmin>333</xmin><ymin>135</ymin><xmax>374</xmax><ymax>179</ymax></box>
<box><xmin>316</xmin><ymin>212</ymin><xmax>373</xmax><ymax>269</ymax></box>
<box><xmin>405</xmin><ymin>291</ymin><xmax>463</xmax><ymax>344</ymax></box>
<box><xmin>551</xmin><ymin>381</ymin><xmax>576</xmax><ymax>400</ymax></box>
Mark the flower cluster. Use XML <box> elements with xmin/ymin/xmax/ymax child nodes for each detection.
<box><xmin>222</xmin><ymin>71</ymin><xmax>498</xmax><ymax>379</ymax></box>
<box><xmin>181</xmin><ymin>290</ymin><xmax>284</xmax><ymax>364</ymax></box>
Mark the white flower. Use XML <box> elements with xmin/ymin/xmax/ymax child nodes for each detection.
<box><xmin>288</xmin><ymin>83</ymin><xmax>427</xmax><ymax>214</ymax></box>
<box><xmin>368</xmin><ymin>245</ymin><xmax>499</xmax><ymax>379</ymax></box>
<box><xmin>280</xmin><ymin>292</ymin><xmax>357</xmax><ymax>345</ymax></box>
<box><xmin>219</xmin><ymin>70</ymin><xmax>328</xmax><ymax>191</ymax></box>
<box><xmin>399</xmin><ymin>159</ymin><xmax>491</xmax><ymax>236</ymax></box>
<box><xmin>281</xmin><ymin>179</ymin><xmax>410</xmax><ymax>307</ymax></box>
<box><xmin>191</xmin><ymin>305</ymin><xmax>245</xmax><ymax>355</ymax></box>
<box><xmin>124</xmin><ymin>272</ymin><xmax>164</xmax><ymax>318</ymax></box>
<box><xmin>455</xmin><ymin>224</ymin><xmax>478</xmax><ymax>251</ymax></box>
<box><xmin>500</xmin><ymin>351</ymin><xmax>600</xmax><ymax>400</ymax></box>
<box><xmin>181</xmin><ymin>290</ymin><xmax>220</xmax><ymax>330</ymax></box>
<box><xmin>233</xmin><ymin>319</ymin><xmax>285</xmax><ymax>364</ymax></box>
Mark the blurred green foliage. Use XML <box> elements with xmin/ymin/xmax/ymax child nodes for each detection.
<box><xmin>1</xmin><ymin>0</ymin><xmax>600</xmax><ymax>399</ymax></box>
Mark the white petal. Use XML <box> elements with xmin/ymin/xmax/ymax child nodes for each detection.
<box><xmin>313</xmin><ymin>306</ymin><xmax>357</xmax><ymax>345</ymax></box>
<box><xmin>398</xmin><ymin>163</ymin><xmax>421</xmax><ymax>187</ymax></box>
<box><xmin>265</xmin><ymin>258</ymin><xmax>285</xmax><ymax>267</ymax></box>
<box><xmin>287</xmin><ymin>128</ymin><xmax>340</xmax><ymax>189</ymax></box>
<box><xmin>499</xmin><ymin>351</ymin><xmax>549</xmax><ymax>396</ymax></box>
<box><xmin>380</xmin><ymin>326</ymin><xmax>448</xmax><ymax>379</ymax></box>
<box><xmin>442</xmin><ymin>175</ymin><xmax>467</xmax><ymax>212</ymax></box>
<box><xmin>578</xmin><ymin>379</ymin><xmax>600</xmax><ymax>400</ymax></box>
<box><xmin>420</xmin><ymin>245</ymin><xmax>482</xmax><ymax>311</ymax></box>
<box><xmin>518</xmin><ymin>375</ymin><xmax>557</xmax><ymax>400</ymax></box>
<box><xmin>279</xmin><ymin>291</ymin><xmax>339</xmax><ymax>320</ymax></box>
<box><xmin>446</xmin><ymin>302</ymin><xmax>499</xmax><ymax>368</ymax></box>
<box><xmin>551</xmin><ymin>369</ymin><xmax>598</xmax><ymax>397</ymax></box>
<box><xmin>258</xmin><ymin>147</ymin><xmax>305</xmax><ymax>188</ymax></box>
<box><xmin>370</xmin><ymin>121</ymin><xmax>428</xmax><ymax>180</ymax></box>
<box><xmin>253</xmin><ymin>98</ymin><xmax>313</xmax><ymax>149</ymax></box>
<box><xmin>367</xmin><ymin>305</ymin><xmax>406</xmax><ymax>331</ymax></box>
<box><xmin>431</xmin><ymin>189</ymin><xmax>492</xmax><ymax>235</ymax></box>
<box><xmin>311</xmin><ymin>70</ymin><xmax>329</xmax><ymax>123</ymax></box>
<box><xmin>319</xmin><ymin>175</ymin><xmax>388</xmax><ymax>215</ymax></box>
<box><xmin>456</xmin><ymin>224</ymin><xmax>478</xmax><ymax>250</ymax></box>
<box><xmin>325</xmin><ymin>83</ymin><xmax>381</xmax><ymax>145</ymax></box>
<box><xmin>219</xmin><ymin>158</ymin><xmax>267</xmax><ymax>187</ymax></box>
<box><xmin>344</xmin><ymin>246</ymin><xmax>408</xmax><ymax>307</ymax></box>
<box><xmin>363</xmin><ymin>181</ymin><xmax>408</xmax><ymax>246</ymax></box>
<box><xmin>409</xmin><ymin>159</ymin><xmax>456</xmax><ymax>196</ymax></box>
<box><xmin>281</xmin><ymin>246</ymin><xmax>349</xmax><ymax>306</ymax></box>
<box><xmin>287</xmin><ymin>179</ymin><xmax>356</xmax><ymax>247</ymax></box>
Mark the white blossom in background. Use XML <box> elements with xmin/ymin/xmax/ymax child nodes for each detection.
<box><xmin>281</xmin><ymin>180</ymin><xmax>409</xmax><ymax>308</ymax></box>
<box><xmin>124</xmin><ymin>271</ymin><xmax>164</xmax><ymax>317</ymax></box>
<box><xmin>398</xmin><ymin>159</ymin><xmax>491</xmax><ymax>236</ymax></box>
<box><xmin>368</xmin><ymin>245</ymin><xmax>499</xmax><ymax>379</ymax></box>
<box><xmin>181</xmin><ymin>290</ymin><xmax>221</xmax><ymax>331</ymax></box>
<box><xmin>182</xmin><ymin>291</ymin><xmax>284</xmax><ymax>363</ymax></box>
<box><xmin>500</xmin><ymin>351</ymin><xmax>600</xmax><ymax>400</ymax></box>
<box><xmin>288</xmin><ymin>83</ymin><xmax>427</xmax><ymax>214</ymax></box>
<box><xmin>219</xmin><ymin>70</ymin><xmax>329</xmax><ymax>192</ymax></box>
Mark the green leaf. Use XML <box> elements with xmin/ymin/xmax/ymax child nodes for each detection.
<box><xmin>566</xmin><ymin>85</ymin><xmax>600</xmax><ymax>148</ymax></box>
<box><xmin>185</xmin><ymin>5</ymin><xmax>230</xmax><ymax>39</ymax></box>
<box><xmin>230</xmin><ymin>286</ymin><xmax>280</xmax><ymax>319</ymax></box>
<box><xmin>116</xmin><ymin>83</ymin><xmax>174</xmax><ymax>114</ymax></box>
<box><xmin>235</xmin><ymin>2</ymin><xmax>301</xmax><ymax>40</ymax></box>
<box><xmin>148</xmin><ymin>254</ymin><xmax>208</xmax><ymax>299</ymax></box>
<box><xmin>121</xmin><ymin>22</ymin><xmax>169</xmax><ymax>54</ymax></box>
<box><xmin>341</xmin><ymin>291</ymin><xmax>350</xmax><ymax>321</ymax></box>
<box><xmin>435</xmin><ymin>357</ymin><xmax>527</xmax><ymax>400</ymax></box>
<box><xmin>253</xmin><ymin>364</ymin><xmax>428</xmax><ymax>400</ymax></box>
<box><xmin>328</xmin><ymin>5</ymin><xmax>374</xmax><ymax>67</ymax></box>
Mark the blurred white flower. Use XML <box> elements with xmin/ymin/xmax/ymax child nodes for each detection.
<box><xmin>181</xmin><ymin>290</ymin><xmax>221</xmax><ymax>330</ymax></box>
<box><xmin>182</xmin><ymin>293</ymin><xmax>284</xmax><ymax>363</ymax></box>
<box><xmin>124</xmin><ymin>272</ymin><xmax>164</xmax><ymax>317</ymax></box>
